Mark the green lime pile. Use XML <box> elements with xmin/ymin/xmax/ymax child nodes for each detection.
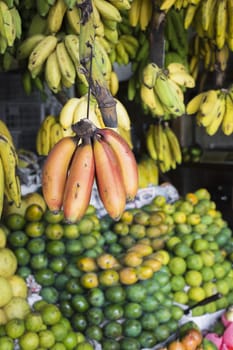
<box><xmin>0</xmin><ymin>301</ymin><xmax>93</xmax><ymax>350</ymax></box>
<box><xmin>165</xmin><ymin>188</ymin><xmax>233</xmax><ymax>316</ymax></box>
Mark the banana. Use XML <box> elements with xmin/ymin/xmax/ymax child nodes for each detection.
<box><xmin>142</xmin><ymin>62</ymin><xmax>160</xmax><ymax>89</ymax></box>
<box><xmin>64</xmin><ymin>0</ymin><xmax>77</xmax><ymax>9</ymax></box>
<box><xmin>72</xmin><ymin>94</ymin><xmax>104</xmax><ymax>128</ymax></box>
<box><xmin>93</xmin><ymin>134</ymin><xmax>126</xmax><ymax>220</ymax></box>
<box><xmin>115</xmin><ymin>40</ymin><xmax>129</xmax><ymax>65</ymax></box>
<box><xmin>139</xmin><ymin>0</ymin><xmax>152</xmax><ymax>31</ymax></box>
<box><xmin>56</xmin><ymin>41</ymin><xmax>76</xmax><ymax>88</ymax></box>
<box><xmin>227</xmin><ymin>0</ymin><xmax>233</xmax><ymax>49</ymax></box>
<box><xmin>154</xmin><ymin>72</ymin><xmax>185</xmax><ymax>117</ymax></box>
<box><xmin>0</xmin><ymin>35</ymin><xmax>7</xmax><ymax>54</ymax></box>
<box><xmin>62</xmin><ymin>138</ymin><xmax>95</xmax><ymax>223</ymax></box>
<box><xmin>93</xmin><ymin>0</ymin><xmax>122</xmax><ymax>22</ymax></box>
<box><xmin>166</xmin><ymin>62</ymin><xmax>195</xmax><ymax>88</ymax></box>
<box><xmin>198</xmin><ymin>89</ymin><xmax>219</xmax><ymax>117</ymax></box>
<box><xmin>0</xmin><ymin>0</ymin><xmax>16</xmax><ymax>47</ymax></box>
<box><xmin>59</xmin><ymin>97</ymin><xmax>80</xmax><ymax>128</ymax></box>
<box><xmin>64</xmin><ymin>34</ymin><xmax>86</xmax><ymax>83</ymax></box>
<box><xmin>206</xmin><ymin>92</ymin><xmax>226</xmax><ymax>135</ymax></box>
<box><xmin>17</xmin><ymin>34</ymin><xmax>45</xmax><ymax>60</ymax></box>
<box><xmin>9</xmin><ymin>7</ymin><xmax>22</xmax><ymax>39</ymax></box>
<box><xmin>146</xmin><ymin>124</ymin><xmax>158</xmax><ymax>160</ymax></box>
<box><xmin>104</xmin><ymin>25</ymin><xmax>119</xmax><ymax>44</ymax></box>
<box><xmin>36</xmin><ymin>0</ymin><xmax>50</xmax><ymax>17</ymax></box>
<box><xmin>95</xmin><ymin>127</ymin><xmax>138</xmax><ymax>201</ymax></box>
<box><xmin>45</xmin><ymin>50</ymin><xmax>62</xmax><ymax>93</ymax></box>
<box><xmin>215</xmin><ymin>0</ymin><xmax>227</xmax><ymax>49</ymax></box>
<box><xmin>0</xmin><ymin>119</ymin><xmax>13</xmax><ymax>143</ymax></box>
<box><xmin>108</xmin><ymin>0</ymin><xmax>131</xmax><ymax>10</ymax></box>
<box><xmin>221</xmin><ymin>91</ymin><xmax>233</xmax><ymax>135</ymax></box>
<box><xmin>164</xmin><ymin>125</ymin><xmax>182</xmax><ymax>165</ymax></box>
<box><xmin>0</xmin><ymin>134</ymin><xmax>21</xmax><ymax>207</ymax></box>
<box><xmin>216</xmin><ymin>45</ymin><xmax>229</xmax><ymax>72</ymax></box>
<box><xmin>0</xmin><ymin>158</ymin><xmax>4</xmax><ymax>217</ymax></box>
<box><xmin>28</xmin><ymin>35</ymin><xmax>58</xmax><ymax>76</ymax></box>
<box><xmin>160</xmin><ymin>126</ymin><xmax>174</xmax><ymax>172</ymax></box>
<box><xmin>184</xmin><ymin>3</ymin><xmax>198</xmax><ymax>29</ymax></box>
<box><xmin>186</xmin><ymin>91</ymin><xmax>208</xmax><ymax>114</ymax></box>
<box><xmin>117</xmin><ymin>126</ymin><xmax>133</xmax><ymax>148</ymax></box>
<box><xmin>128</xmin><ymin>0</ymin><xmax>142</xmax><ymax>27</ymax></box>
<box><xmin>92</xmin><ymin>0</ymin><xmax>105</xmax><ymax>37</ymax></box>
<box><xmin>160</xmin><ymin>0</ymin><xmax>176</xmax><ymax>11</ymax></box>
<box><xmin>94</xmin><ymin>37</ymin><xmax>112</xmax><ymax>81</ymax></box>
<box><xmin>50</xmin><ymin>122</ymin><xmax>64</xmax><ymax>149</ymax></box>
<box><xmin>200</xmin><ymin>0</ymin><xmax>213</xmax><ymax>32</ymax></box>
<box><xmin>115</xmin><ymin>98</ymin><xmax>131</xmax><ymax>130</ymax></box>
<box><xmin>109</xmin><ymin>70</ymin><xmax>119</xmax><ymax>96</ymax></box>
<box><xmin>47</xmin><ymin>0</ymin><xmax>67</xmax><ymax>34</ymax></box>
<box><xmin>65</xmin><ymin>5</ymin><xmax>81</xmax><ymax>34</ymax></box>
<box><xmin>42</xmin><ymin>136</ymin><xmax>77</xmax><ymax>211</ymax></box>
<box><xmin>140</xmin><ymin>84</ymin><xmax>165</xmax><ymax>117</ymax></box>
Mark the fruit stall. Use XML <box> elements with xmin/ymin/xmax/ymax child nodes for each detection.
<box><xmin>0</xmin><ymin>0</ymin><xmax>233</xmax><ymax>349</ymax></box>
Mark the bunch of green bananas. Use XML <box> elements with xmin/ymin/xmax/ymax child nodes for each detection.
<box><xmin>186</xmin><ymin>87</ymin><xmax>233</xmax><ymax>136</ymax></box>
<box><xmin>0</xmin><ymin>119</ymin><xmax>21</xmax><ymax>217</ymax></box>
<box><xmin>146</xmin><ymin>123</ymin><xmax>182</xmax><ymax>173</ymax></box>
<box><xmin>140</xmin><ymin>62</ymin><xmax>194</xmax><ymax>119</ymax></box>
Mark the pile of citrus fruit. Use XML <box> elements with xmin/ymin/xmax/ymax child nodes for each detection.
<box><xmin>1</xmin><ymin>187</ymin><xmax>233</xmax><ymax>349</ymax></box>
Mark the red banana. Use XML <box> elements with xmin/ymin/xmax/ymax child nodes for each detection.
<box><xmin>93</xmin><ymin>134</ymin><xmax>126</xmax><ymax>221</ymax></box>
<box><xmin>62</xmin><ymin>138</ymin><xmax>95</xmax><ymax>223</ymax></box>
<box><xmin>42</xmin><ymin>136</ymin><xmax>77</xmax><ymax>211</ymax></box>
<box><xmin>95</xmin><ymin>128</ymin><xmax>138</xmax><ymax>201</ymax></box>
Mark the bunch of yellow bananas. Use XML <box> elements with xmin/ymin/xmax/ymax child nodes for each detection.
<box><xmin>160</xmin><ymin>0</ymin><xmax>201</xmax><ymax>12</ymax></box>
<box><xmin>140</xmin><ymin>62</ymin><xmax>194</xmax><ymax>119</ymax></box>
<box><xmin>146</xmin><ymin>123</ymin><xmax>182</xmax><ymax>173</ymax></box>
<box><xmin>0</xmin><ymin>1</ymin><xmax>21</xmax><ymax>54</ymax></box>
<box><xmin>186</xmin><ymin>87</ymin><xmax>233</xmax><ymax>136</ymax></box>
<box><xmin>0</xmin><ymin>120</ymin><xmax>21</xmax><ymax>217</ymax></box>
<box><xmin>42</xmin><ymin>124</ymin><xmax>138</xmax><ymax>222</ymax></box>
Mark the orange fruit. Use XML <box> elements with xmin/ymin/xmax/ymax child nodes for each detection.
<box><xmin>142</xmin><ymin>258</ymin><xmax>162</xmax><ymax>272</ymax></box>
<box><xmin>96</xmin><ymin>253</ymin><xmax>119</xmax><ymax>269</ymax></box>
<box><xmin>119</xmin><ymin>267</ymin><xmax>138</xmax><ymax>285</ymax></box>
<box><xmin>185</xmin><ymin>193</ymin><xmax>198</xmax><ymax>205</ymax></box>
<box><xmin>76</xmin><ymin>256</ymin><xmax>98</xmax><ymax>272</ymax></box>
<box><xmin>128</xmin><ymin>243</ymin><xmax>153</xmax><ymax>257</ymax></box>
<box><xmin>122</xmin><ymin>251</ymin><xmax>143</xmax><ymax>267</ymax></box>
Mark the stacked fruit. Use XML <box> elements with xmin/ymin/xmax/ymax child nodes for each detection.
<box><xmin>146</xmin><ymin>123</ymin><xmax>182</xmax><ymax>173</ymax></box>
<box><xmin>165</xmin><ymin>188</ymin><xmax>233</xmax><ymax>316</ymax></box>
<box><xmin>186</xmin><ymin>87</ymin><xmax>233</xmax><ymax>136</ymax></box>
<box><xmin>0</xmin><ymin>120</ymin><xmax>21</xmax><ymax>217</ymax></box>
<box><xmin>0</xmin><ymin>300</ymin><xmax>94</xmax><ymax>350</ymax></box>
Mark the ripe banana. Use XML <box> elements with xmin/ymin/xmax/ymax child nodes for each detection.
<box><xmin>128</xmin><ymin>0</ymin><xmax>142</xmax><ymax>27</ymax></box>
<box><xmin>206</xmin><ymin>92</ymin><xmax>226</xmax><ymax>136</ymax></box>
<box><xmin>139</xmin><ymin>0</ymin><xmax>152</xmax><ymax>31</ymax></box>
<box><xmin>45</xmin><ymin>50</ymin><xmax>62</xmax><ymax>93</ymax></box>
<box><xmin>59</xmin><ymin>97</ymin><xmax>80</xmax><ymax>129</ymax></box>
<box><xmin>93</xmin><ymin>134</ymin><xmax>126</xmax><ymax>220</ymax></box>
<box><xmin>222</xmin><ymin>91</ymin><xmax>233</xmax><ymax>135</ymax></box>
<box><xmin>0</xmin><ymin>119</ymin><xmax>13</xmax><ymax>143</ymax></box>
<box><xmin>28</xmin><ymin>35</ymin><xmax>58</xmax><ymax>77</ymax></box>
<box><xmin>140</xmin><ymin>84</ymin><xmax>165</xmax><ymax>117</ymax></box>
<box><xmin>47</xmin><ymin>0</ymin><xmax>67</xmax><ymax>34</ymax></box>
<box><xmin>146</xmin><ymin>124</ymin><xmax>158</xmax><ymax>161</ymax></box>
<box><xmin>95</xmin><ymin>127</ymin><xmax>138</xmax><ymax>201</ymax></box>
<box><xmin>65</xmin><ymin>5</ymin><xmax>81</xmax><ymax>34</ymax></box>
<box><xmin>142</xmin><ymin>62</ymin><xmax>160</xmax><ymax>89</ymax></box>
<box><xmin>215</xmin><ymin>0</ymin><xmax>227</xmax><ymax>49</ymax></box>
<box><xmin>164</xmin><ymin>125</ymin><xmax>182</xmax><ymax>165</ymax></box>
<box><xmin>56</xmin><ymin>41</ymin><xmax>76</xmax><ymax>88</ymax></box>
<box><xmin>16</xmin><ymin>34</ymin><xmax>45</xmax><ymax>60</ymax></box>
<box><xmin>0</xmin><ymin>134</ymin><xmax>21</xmax><ymax>207</ymax></box>
<box><xmin>42</xmin><ymin>136</ymin><xmax>77</xmax><ymax>211</ymax></box>
<box><xmin>109</xmin><ymin>70</ymin><xmax>119</xmax><ymax>96</ymax></box>
<box><xmin>166</xmin><ymin>62</ymin><xmax>195</xmax><ymax>88</ymax></box>
<box><xmin>0</xmin><ymin>0</ymin><xmax>16</xmax><ymax>47</ymax></box>
<box><xmin>93</xmin><ymin>0</ymin><xmax>122</xmax><ymax>22</ymax></box>
<box><xmin>50</xmin><ymin>122</ymin><xmax>64</xmax><ymax>149</ymax></box>
<box><xmin>63</xmin><ymin>138</ymin><xmax>95</xmax><ymax>223</ymax></box>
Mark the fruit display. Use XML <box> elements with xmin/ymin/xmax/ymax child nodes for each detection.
<box><xmin>0</xmin><ymin>187</ymin><xmax>233</xmax><ymax>349</ymax></box>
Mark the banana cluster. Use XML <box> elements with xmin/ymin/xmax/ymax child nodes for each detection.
<box><xmin>137</xmin><ymin>156</ymin><xmax>159</xmax><ymax>189</ymax></box>
<box><xmin>42</xmin><ymin>125</ymin><xmax>138</xmax><ymax>222</ymax></box>
<box><xmin>160</xmin><ymin>0</ymin><xmax>201</xmax><ymax>12</ymax></box>
<box><xmin>186</xmin><ymin>87</ymin><xmax>233</xmax><ymax>136</ymax></box>
<box><xmin>128</xmin><ymin>0</ymin><xmax>152</xmax><ymax>31</ymax></box>
<box><xmin>36</xmin><ymin>115</ymin><xmax>66</xmax><ymax>156</ymax></box>
<box><xmin>0</xmin><ymin>119</ymin><xmax>21</xmax><ymax>217</ymax></box>
<box><xmin>146</xmin><ymin>123</ymin><xmax>182</xmax><ymax>173</ymax></box>
<box><xmin>0</xmin><ymin>1</ymin><xmax>22</xmax><ymax>54</ymax></box>
<box><xmin>140</xmin><ymin>62</ymin><xmax>194</xmax><ymax>119</ymax></box>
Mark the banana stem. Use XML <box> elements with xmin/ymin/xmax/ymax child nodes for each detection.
<box><xmin>72</xmin><ymin>117</ymin><xmax>97</xmax><ymax>138</ymax></box>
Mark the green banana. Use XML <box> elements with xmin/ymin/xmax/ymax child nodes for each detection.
<box><xmin>56</xmin><ymin>41</ymin><xmax>76</xmax><ymax>88</ymax></box>
<box><xmin>45</xmin><ymin>50</ymin><xmax>62</xmax><ymax>93</ymax></box>
<box><xmin>17</xmin><ymin>34</ymin><xmax>45</xmax><ymax>60</ymax></box>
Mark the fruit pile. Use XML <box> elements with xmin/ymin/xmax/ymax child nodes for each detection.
<box><xmin>1</xmin><ymin>187</ymin><xmax>233</xmax><ymax>349</ymax></box>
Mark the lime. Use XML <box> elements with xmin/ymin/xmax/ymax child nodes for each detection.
<box><xmin>5</xmin><ymin>318</ymin><xmax>25</xmax><ymax>339</ymax></box>
<box><xmin>155</xmin><ymin>306</ymin><xmax>171</xmax><ymax>323</ymax></box>
<box><xmin>63</xmin><ymin>331</ymin><xmax>78</xmax><ymax>350</ymax></box>
<box><xmin>65</xmin><ymin>278</ymin><xmax>84</xmax><ymax>295</ymax></box>
<box><xmin>173</xmin><ymin>291</ymin><xmax>189</xmax><ymax>304</ymax></box>
<box><xmin>105</xmin><ymin>285</ymin><xmax>126</xmax><ymax>303</ymax></box>
<box><xmin>24</xmin><ymin>312</ymin><xmax>44</xmax><ymax>332</ymax></box>
<box><xmin>171</xmin><ymin>305</ymin><xmax>184</xmax><ymax>320</ymax></box>
<box><xmin>85</xmin><ymin>325</ymin><xmax>103</xmax><ymax>342</ymax></box>
<box><xmin>8</xmin><ymin>231</ymin><xmax>28</xmax><ymax>248</ymax></box>
<box><xmin>71</xmin><ymin>294</ymin><xmax>89</xmax><ymax>313</ymax></box>
<box><xmin>119</xmin><ymin>337</ymin><xmax>141</xmax><ymax>350</ymax></box>
<box><xmin>59</xmin><ymin>301</ymin><xmax>74</xmax><ymax>319</ymax></box>
<box><xmin>103</xmin><ymin>321</ymin><xmax>122</xmax><ymax>338</ymax></box>
<box><xmin>70</xmin><ymin>314</ymin><xmax>87</xmax><ymax>332</ymax></box>
<box><xmin>139</xmin><ymin>312</ymin><xmax>158</xmax><ymax>330</ymax></box>
<box><xmin>34</xmin><ymin>268</ymin><xmax>55</xmax><ymax>287</ymax></box>
<box><xmin>154</xmin><ymin>324</ymin><xmax>170</xmax><ymax>342</ymax></box>
<box><xmin>19</xmin><ymin>331</ymin><xmax>40</xmax><ymax>350</ymax></box>
<box><xmin>45</xmin><ymin>223</ymin><xmax>64</xmax><ymax>240</ymax></box>
<box><xmin>123</xmin><ymin>319</ymin><xmax>142</xmax><ymax>337</ymax></box>
<box><xmin>46</xmin><ymin>240</ymin><xmax>66</xmax><ymax>256</ymax></box>
<box><xmin>75</xmin><ymin>341</ymin><xmax>94</xmax><ymax>350</ymax></box>
<box><xmin>40</xmin><ymin>286</ymin><xmax>59</xmax><ymax>303</ymax></box>
<box><xmin>171</xmin><ymin>275</ymin><xmax>186</xmax><ymax>291</ymax></box>
<box><xmin>25</xmin><ymin>204</ymin><xmax>44</xmax><ymax>222</ymax></box>
<box><xmin>86</xmin><ymin>307</ymin><xmax>104</xmax><ymax>326</ymax></box>
<box><xmin>65</xmin><ymin>239</ymin><xmax>84</xmax><ymax>256</ymax></box>
<box><xmin>213</xmin><ymin>263</ymin><xmax>227</xmax><ymax>279</ymax></box>
<box><xmin>5</xmin><ymin>214</ymin><xmax>26</xmax><ymax>231</ymax></box>
<box><xmin>168</xmin><ymin>256</ymin><xmax>187</xmax><ymax>275</ymax></box>
<box><xmin>77</xmin><ymin>217</ymin><xmax>94</xmax><ymax>235</ymax></box>
<box><xmin>200</xmin><ymin>250</ymin><xmax>215</xmax><ymax>267</ymax></box>
<box><xmin>30</xmin><ymin>253</ymin><xmax>48</xmax><ymax>270</ymax></box>
<box><xmin>192</xmin><ymin>238</ymin><xmax>209</xmax><ymax>252</ymax></box>
<box><xmin>14</xmin><ymin>247</ymin><xmax>30</xmax><ymax>266</ymax></box>
<box><xmin>137</xmin><ymin>330</ymin><xmax>157</xmax><ymax>348</ymax></box>
<box><xmin>24</xmin><ymin>221</ymin><xmax>45</xmax><ymax>238</ymax></box>
<box><xmin>188</xmin><ymin>286</ymin><xmax>206</xmax><ymax>302</ymax></box>
<box><xmin>201</xmin><ymin>266</ymin><xmax>215</xmax><ymax>282</ymax></box>
<box><xmin>0</xmin><ymin>336</ymin><xmax>14</xmax><ymax>350</ymax></box>
<box><xmin>104</xmin><ymin>303</ymin><xmax>124</xmax><ymax>321</ymax></box>
<box><xmin>40</xmin><ymin>304</ymin><xmax>61</xmax><ymax>326</ymax></box>
<box><xmin>63</xmin><ymin>223</ymin><xmax>80</xmax><ymax>239</ymax></box>
<box><xmin>185</xmin><ymin>270</ymin><xmax>203</xmax><ymax>287</ymax></box>
<box><xmin>124</xmin><ymin>302</ymin><xmax>143</xmax><ymax>319</ymax></box>
<box><xmin>49</xmin><ymin>256</ymin><xmax>67</xmax><ymax>273</ymax></box>
<box><xmin>43</xmin><ymin>210</ymin><xmax>64</xmax><ymax>223</ymax></box>
<box><xmin>125</xmin><ymin>284</ymin><xmax>146</xmax><ymax>302</ymax></box>
<box><xmin>102</xmin><ymin>339</ymin><xmax>120</xmax><ymax>350</ymax></box>
<box><xmin>216</xmin><ymin>279</ymin><xmax>230</xmax><ymax>295</ymax></box>
<box><xmin>87</xmin><ymin>287</ymin><xmax>105</xmax><ymax>307</ymax></box>
<box><xmin>26</xmin><ymin>237</ymin><xmax>45</xmax><ymax>254</ymax></box>
<box><xmin>39</xmin><ymin>329</ymin><xmax>55</xmax><ymax>348</ymax></box>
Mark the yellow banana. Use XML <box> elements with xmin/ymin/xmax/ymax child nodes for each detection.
<box><xmin>221</xmin><ymin>91</ymin><xmax>233</xmax><ymax>135</ymax></box>
<box><xmin>198</xmin><ymin>89</ymin><xmax>219</xmax><ymax>116</ymax></box>
<box><xmin>215</xmin><ymin>0</ymin><xmax>227</xmax><ymax>49</ymax></box>
<box><xmin>108</xmin><ymin>0</ymin><xmax>131</xmax><ymax>10</ymax></box>
<box><xmin>227</xmin><ymin>0</ymin><xmax>233</xmax><ymax>49</ymax></box>
<box><xmin>184</xmin><ymin>3</ymin><xmax>198</xmax><ymax>29</ymax></box>
<box><xmin>45</xmin><ymin>50</ymin><xmax>62</xmax><ymax>94</ymax></box>
<box><xmin>65</xmin><ymin>5</ymin><xmax>80</xmax><ymax>34</ymax></box>
<box><xmin>109</xmin><ymin>70</ymin><xmax>119</xmax><ymax>96</ymax></box>
<box><xmin>139</xmin><ymin>0</ymin><xmax>152</xmax><ymax>31</ymax></box>
<box><xmin>128</xmin><ymin>0</ymin><xmax>142</xmax><ymax>27</ymax></box>
<box><xmin>17</xmin><ymin>34</ymin><xmax>45</xmax><ymax>60</ymax></box>
<box><xmin>59</xmin><ymin>97</ymin><xmax>80</xmax><ymax>129</ymax></box>
<box><xmin>56</xmin><ymin>41</ymin><xmax>76</xmax><ymax>88</ymax></box>
<box><xmin>50</xmin><ymin>122</ymin><xmax>64</xmax><ymax>149</ymax></box>
<box><xmin>0</xmin><ymin>119</ymin><xmax>13</xmax><ymax>143</ymax></box>
<box><xmin>142</xmin><ymin>62</ymin><xmax>160</xmax><ymax>89</ymax></box>
<box><xmin>186</xmin><ymin>91</ymin><xmax>208</xmax><ymax>115</ymax></box>
<box><xmin>164</xmin><ymin>125</ymin><xmax>182</xmax><ymax>165</ymax></box>
<box><xmin>167</xmin><ymin>63</ymin><xmax>195</xmax><ymax>88</ymax></box>
<box><xmin>115</xmin><ymin>98</ymin><xmax>131</xmax><ymax>130</ymax></box>
<box><xmin>146</xmin><ymin>124</ymin><xmax>158</xmax><ymax>160</ymax></box>
<box><xmin>0</xmin><ymin>0</ymin><xmax>16</xmax><ymax>46</ymax></box>
<box><xmin>160</xmin><ymin>0</ymin><xmax>176</xmax><ymax>11</ymax></box>
<box><xmin>93</xmin><ymin>0</ymin><xmax>122</xmax><ymax>22</ymax></box>
<box><xmin>47</xmin><ymin>0</ymin><xmax>67</xmax><ymax>34</ymax></box>
<box><xmin>28</xmin><ymin>35</ymin><xmax>58</xmax><ymax>76</ymax></box>
<box><xmin>206</xmin><ymin>92</ymin><xmax>226</xmax><ymax>135</ymax></box>
<box><xmin>201</xmin><ymin>0</ymin><xmax>213</xmax><ymax>31</ymax></box>
<box><xmin>0</xmin><ymin>134</ymin><xmax>21</xmax><ymax>207</ymax></box>
<box><xmin>140</xmin><ymin>84</ymin><xmax>165</xmax><ymax>117</ymax></box>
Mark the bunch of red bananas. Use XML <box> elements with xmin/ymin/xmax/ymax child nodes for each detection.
<box><xmin>42</xmin><ymin>126</ymin><xmax>138</xmax><ymax>222</ymax></box>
